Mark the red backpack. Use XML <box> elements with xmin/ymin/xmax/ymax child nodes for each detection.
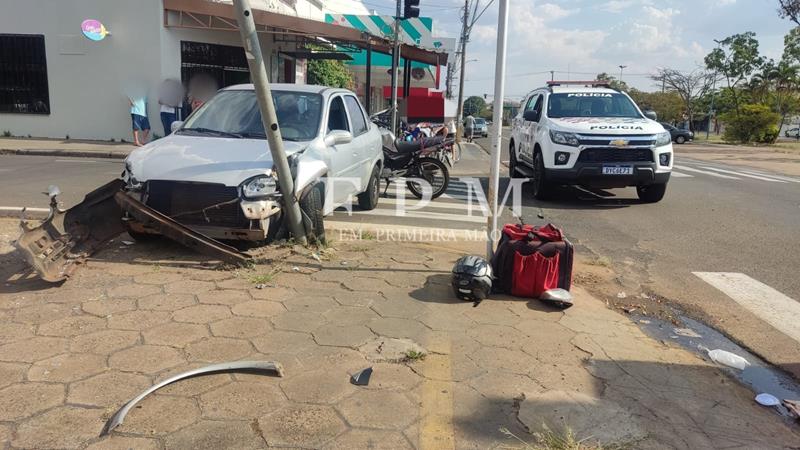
<box><xmin>491</xmin><ymin>223</ymin><xmax>573</xmax><ymax>298</ymax></box>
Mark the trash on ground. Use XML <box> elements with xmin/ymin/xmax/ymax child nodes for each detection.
<box><xmin>639</xmin><ymin>319</ymin><xmax>651</xmax><ymax>324</ymax></box>
<box><xmin>340</xmin><ymin>261</ymin><xmax>348</xmax><ymax>266</ymax></box>
<box><xmin>783</xmin><ymin>399</ymin><xmax>800</xmax><ymax>419</ymax></box>
<box><xmin>100</xmin><ymin>360</ymin><xmax>283</xmax><ymax>436</ymax></box>
<box><xmin>707</xmin><ymin>349</ymin><xmax>750</xmax><ymax>370</ymax></box>
<box><xmin>350</xmin><ymin>367</ymin><xmax>373</xmax><ymax>386</ymax></box>
<box><xmin>292</xmin><ymin>266</ymin><xmax>300</xmax><ymax>272</ymax></box>
<box><xmin>254</xmin><ymin>283</ymin><xmax>266</xmax><ymax>289</ymax></box>
<box><xmin>311</xmin><ymin>252</ymin><xmax>321</xmax><ymax>262</ymax></box>
<box><xmin>121</xmin><ymin>240</ymin><xmax>134</xmax><ymax>246</ymax></box>
<box><xmin>640</xmin><ymin>292</ymin><xmax>650</xmax><ymax>299</ymax></box>
<box><xmin>623</xmin><ymin>306</ymin><xmax>637</xmax><ymax>314</ymax></box>
<box><xmin>673</xmin><ymin>327</ymin><xmax>702</xmax><ymax>338</ymax></box>
<box><xmin>617</xmin><ymin>291</ymin><xmax>627</xmax><ymax>299</ymax></box>
<box><xmin>755</xmin><ymin>393</ymin><xmax>780</xmax><ymax>407</ymax></box>
<box><xmin>539</xmin><ymin>288</ymin><xmax>573</xmax><ymax>309</ymax></box>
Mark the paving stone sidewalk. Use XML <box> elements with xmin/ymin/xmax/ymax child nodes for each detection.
<box><xmin>0</xmin><ymin>222</ymin><xmax>798</xmax><ymax>449</ymax></box>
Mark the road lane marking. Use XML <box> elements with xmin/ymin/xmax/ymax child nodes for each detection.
<box><xmin>670</xmin><ymin>171</ymin><xmax>694</xmax><ymax>178</ymax></box>
<box><xmin>55</xmin><ymin>159</ymin><xmax>99</xmax><ymax>163</ymax></box>
<box><xmin>693</xmin><ymin>272</ymin><xmax>800</xmax><ymax>344</ymax></box>
<box><xmin>698</xmin><ymin>166</ymin><xmax>787</xmax><ymax>183</ymax></box>
<box><xmin>673</xmin><ymin>165</ymin><xmax>741</xmax><ymax>179</ymax></box>
<box><xmin>375</xmin><ymin>197</ymin><xmax>488</xmax><ymax>212</ymax></box>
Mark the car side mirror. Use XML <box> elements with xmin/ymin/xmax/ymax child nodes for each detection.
<box><xmin>523</xmin><ymin>109</ymin><xmax>540</xmax><ymax>122</ymax></box>
<box><xmin>644</xmin><ymin>110</ymin><xmax>657</xmax><ymax>121</ymax></box>
<box><xmin>324</xmin><ymin>130</ymin><xmax>353</xmax><ymax>146</ymax></box>
<box><xmin>170</xmin><ymin>121</ymin><xmax>184</xmax><ymax>133</ymax></box>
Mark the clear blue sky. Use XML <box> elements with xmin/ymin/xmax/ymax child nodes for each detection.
<box><xmin>359</xmin><ymin>0</ymin><xmax>796</xmax><ymax>98</ymax></box>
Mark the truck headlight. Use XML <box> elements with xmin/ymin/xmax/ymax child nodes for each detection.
<box><xmin>655</xmin><ymin>131</ymin><xmax>672</xmax><ymax>147</ymax></box>
<box><xmin>241</xmin><ymin>175</ymin><xmax>277</xmax><ymax>199</ymax></box>
<box><xmin>550</xmin><ymin>130</ymin><xmax>580</xmax><ymax>147</ymax></box>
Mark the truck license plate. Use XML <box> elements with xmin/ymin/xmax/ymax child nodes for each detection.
<box><xmin>602</xmin><ymin>166</ymin><xmax>633</xmax><ymax>175</ymax></box>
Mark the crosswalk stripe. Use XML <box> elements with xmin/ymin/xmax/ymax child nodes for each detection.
<box><xmin>334</xmin><ymin>207</ymin><xmax>487</xmax><ymax>224</ymax></box>
<box><xmin>694</xmin><ymin>272</ymin><xmax>800</xmax><ymax>344</ymax></box>
<box><xmin>736</xmin><ymin>169</ymin><xmax>800</xmax><ymax>183</ymax></box>
<box><xmin>375</xmin><ymin>197</ymin><xmax>487</xmax><ymax>212</ymax></box>
<box><xmin>673</xmin><ymin>165</ymin><xmax>741</xmax><ymax>179</ymax></box>
<box><xmin>698</xmin><ymin>166</ymin><xmax>787</xmax><ymax>183</ymax></box>
<box><xmin>670</xmin><ymin>171</ymin><xmax>694</xmax><ymax>178</ymax></box>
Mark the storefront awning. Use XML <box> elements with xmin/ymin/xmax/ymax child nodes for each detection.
<box><xmin>162</xmin><ymin>0</ymin><xmax>448</xmax><ymax>66</ymax></box>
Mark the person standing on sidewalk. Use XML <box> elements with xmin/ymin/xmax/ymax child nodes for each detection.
<box><xmin>464</xmin><ymin>114</ymin><xmax>475</xmax><ymax>143</ymax></box>
<box><xmin>128</xmin><ymin>93</ymin><xmax>150</xmax><ymax>147</ymax></box>
<box><xmin>158</xmin><ymin>78</ymin><xmax>184</xmax><ymax>136</ymax></box>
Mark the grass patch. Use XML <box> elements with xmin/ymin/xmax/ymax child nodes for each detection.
<box><xmin>247</xmin><ymin>264</ymin><xmax>284</xmax><ymax>284</ymax></box>
<box><xmin>499</xmin><ymin>425</ymin><xmax>635</xmax><ymax>450</ymax></box>
<box><xmin>403</xmin><ymin>350</ymin><xmax>426</xmax><ymax>362</ymax></box>
<box><xmin>585</xmin><ymin>256</ymin><xmax>611</xmax><ymax>268</ymax></box>
<box><xmin>360</xmin><ymin>231</ymin><xmax>377</xmax><ymax>240</ymax></box>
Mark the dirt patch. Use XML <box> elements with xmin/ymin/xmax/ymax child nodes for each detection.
<box><xmin>676</xmin><ymin>144</ymin><xmax>800</xmax><ymax>176</ymax></box>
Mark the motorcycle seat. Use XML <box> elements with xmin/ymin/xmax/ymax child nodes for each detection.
<box><xmin>394</xmin><ymin>136</ymin><xmax>444</xmax><ymax>153</ymax></box>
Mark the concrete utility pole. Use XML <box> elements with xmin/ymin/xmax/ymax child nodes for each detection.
<box><xmin>455</xmin><ymin>0</ymin><xmax>470</xmax><ymax>136</ymax></box>
<box><xmin>233</xmin><ymin>0</ymin><xmax>307</xmax><ymax>245</ymax></box>
<box><xmin>389</xmin><ymin>0</ymin><xmax>401</xmax><ymax>133</ymax></box>
<box><xmin>487</xmin><ymin>0</ymin><xmax>508</xmax><ymax>259</ymax></box>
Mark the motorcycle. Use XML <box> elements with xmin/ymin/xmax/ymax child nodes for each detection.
<box><xmin>373</xmin><ymin>118</ymin><xmax>452</xmax><ymax>200</ymax></box>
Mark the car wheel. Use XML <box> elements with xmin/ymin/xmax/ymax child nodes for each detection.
<box><xmin>300</xmin><ymin>181</ymin><xmax>326</xmax><ymax>244</ymax></box>
<box><xmin>676</xmin><ymin>135</ymin><xmax>686</xmax><ymax>144</ymax></box>
<box><xmin>357</xmin><ymin>165</ymin><xmax>380</xmax><ymax>211</ymax></box>
<box><xmin>636</xmin><ymin>183</ymin><xmax>668</xmax><ymax>203</ymax></box>
<box><xmin>532</xmin><ymin>151</ymin><xmax>552</xmax><ymax>200</ymax></box>
<box><xmin>407</xmin><ymin>157</ymin><xmax>450</xmax><ymax>199</ymax></box>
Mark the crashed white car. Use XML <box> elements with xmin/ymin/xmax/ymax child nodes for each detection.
<box><xmin>123</xmin><ymin>84</ymin><xmax>383</xmax><ymax>242</ymax></box>
<box><xmin>509</xmin><ymin>82</ymin><xmax>673</xmax><ymax>203</ymax></box>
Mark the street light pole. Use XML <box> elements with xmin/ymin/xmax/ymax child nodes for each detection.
<box><xmin>232</xmin><ymin>0</ymin><xmax>307</xmax><ymax>245</ymax></box>
<box><xmin>618</xmin><ymin>65</ymin><xmax>627</xmax><ymax>84</ymax></box>
<box><xmin>390</xmin><ymin>0</ymin><xmax>401</xmax><ymax>133</ymax></box>
<box><xmin>455</xmin><ymin>0</ymin><xmax>470</xmax><ymax>140</ymax></box>
<box><xmin>487</xmin><ymin>0</ymin><xmax>508</xmax><ymax>259</ymax></box>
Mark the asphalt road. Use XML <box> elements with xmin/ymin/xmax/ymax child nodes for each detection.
<box><xmin>3</xmin><ymin>148</ymin><xmax>800</xmax><ymax>374</ymax></box>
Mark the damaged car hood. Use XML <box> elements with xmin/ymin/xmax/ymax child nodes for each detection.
<box><xmin>126</xmin><ymin>135</ymin><xmax>307</xmax><ymax>186</ymax></box>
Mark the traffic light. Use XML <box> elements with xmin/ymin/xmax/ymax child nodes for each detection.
<box><xmin>404</xmin><ymin>0</ymin><xmax>420</xmax><ymax>18</ymax></box>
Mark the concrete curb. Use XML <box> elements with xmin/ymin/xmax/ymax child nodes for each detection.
<box><xmin>0</xmin><ymin>207</ymin><xmax>49</xmax><ymax>220</ymax></box>
<box><xmin>0</xmin><ymin>148</ymin><xmax>129</xmax><ymax>159</ymax></box>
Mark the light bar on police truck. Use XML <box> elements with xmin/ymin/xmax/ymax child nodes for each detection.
<box><xmin>546</xmin><ymin>80</ymin><xmax>612</xmax><ymax>88</ymax></box>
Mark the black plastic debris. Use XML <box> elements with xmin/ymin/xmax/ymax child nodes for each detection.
<box><xmin>350</xmin><ymin>367</ymin><xmax>373</xmax><ymax>386</ymax></box>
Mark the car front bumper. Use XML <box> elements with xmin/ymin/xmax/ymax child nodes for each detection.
<box><xmin>546</xmin><ymin>161</ymin><xmax>671</xmax><ymax>188</ymax></box>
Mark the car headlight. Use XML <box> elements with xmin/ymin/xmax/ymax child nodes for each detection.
<box><xmin>550</xmin><ymin>130</ymin><xmax>580</xmax><ymax>147</ymax></box>
<box><xmin>241</xmin><ymin>175</ymin><xmax>277</xmax><ymax>199</ymax></box>
<box><xmin>655</xmin><ymin>131</ymin><xmax>672</xmax><ymax>147</ymax></box>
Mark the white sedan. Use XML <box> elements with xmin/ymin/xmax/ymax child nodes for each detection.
<box><xmin>122</xmin><ymin>84</ymin><xmax>383</xmax><ymax>242</ymax></box>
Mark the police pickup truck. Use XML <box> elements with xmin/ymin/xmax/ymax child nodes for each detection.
<box><xmin>509</xmin><ymin>81</ymin><xmax>673</xmax><ymax>203</ymax></box>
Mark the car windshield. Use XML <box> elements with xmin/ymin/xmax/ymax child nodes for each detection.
<box><xmin>179</xmin><ymin>90</ymin><xmax>323</xmax><ymax>141</ymax></box>
<box><xmin>474</xmin><ymin>118</ymin><xmax>486</xmax><ymax>125</ymax></box>
<box><xmin>547</xmin><ymin>93</ymin><xmax>642</xmax><ymax>119</ymax></box>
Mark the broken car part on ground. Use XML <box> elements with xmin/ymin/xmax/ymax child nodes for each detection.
<box><xmin>100</xmin><ymin>361</ymin><xmax>284</xmax><ymax>436</ymax></box>
<box><xmin>15</xmin><ymin>179</ymin><xmax>251</xmax><ymax>282</ymax></box>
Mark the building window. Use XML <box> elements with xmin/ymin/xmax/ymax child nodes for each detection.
<box><xmin>0</xmin><ymin>34</ymin><xmax>50</xmax><ymax>114</ymax></box>
<box><xmin>180</xmin><ymin>41</ymin><xmax>250</xmax><ymax>90</ymax></box>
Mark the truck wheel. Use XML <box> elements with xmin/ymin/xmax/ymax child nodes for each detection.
<box><xmin>508</xmin><ymin>144</ymin><xmax>522</xmax><ymax>178</ymax></box>
<box><xmin>357</xmin><ymin>165</ymin><xmax>380</xmax><ymax>211</ymax></box>
<box><xmin>637</xmin><ymin>183</ymin><xmax>668</xmax><ymax>203</ymax></box>
<box><xmin>532</xmin><ymin>151</ymin><xmax>553</xmax><ymax>200</ymax></box>
<box><xmin>300</xmin><ymin>181</ymin><xmax>326</xmax><ymax>244</ymax></box>
<box><xmin>676</xmin><ymin>135</ymin><xmax>686</xmax><ymax>144</ymax></box>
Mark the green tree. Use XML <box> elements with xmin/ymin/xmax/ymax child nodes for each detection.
<box><xmin>720</xmin><ymin>104</ymin><xmax>781</xmax><ymax>144</ymax></box>
<box><xmin>595</xmin><ymin>73</ymin><xmax>629</xmax><ymax>91</ymax></box>
<box><xmin>778</xmin><ymin>0</ymin><xmax>800</xmax><ymax>26</ymax></box>
<box><xmin>628</xmin><ymin>90</ymin><xmax>685</xmax><ymax>123</ymax></box>
<box><xmin>705</xmin><ymin>32</ymin><xmax>766</xmax><ymax>115</ymax></box>
<box><xmin>463</xmin><ymin>96</ymin><xmax>486</xmax><ymax>117</ymax></box>
<box><xmin>306</xmin><ymin>48</ymin><xmax>353</xmax><ymax>89</ymax></box>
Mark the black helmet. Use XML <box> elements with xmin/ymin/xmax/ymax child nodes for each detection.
<box><xmin>452</xmin><ymin>255</ymin><xmax>493</xmax><ymax>301</ymax></box>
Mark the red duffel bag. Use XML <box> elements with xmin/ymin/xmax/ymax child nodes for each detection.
<box><xmin>491</xmin><ymin>223</ymin><xmax>573</xmax><ymax>297</ymax></box>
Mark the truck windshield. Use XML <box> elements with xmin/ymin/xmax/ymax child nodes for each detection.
<box><xmin>547</xmin><ymin>93</ymin><xmax>642</xmax><ymax>119</ymax></box>
<box><xmin>180</xmin><ymin>90</ymin><xmax>323</xmax><ymax>141</ymax></box>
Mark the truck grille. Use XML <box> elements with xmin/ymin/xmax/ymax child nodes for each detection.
<box><xmin>145</xmin><ymin>181</ymin><xmax>247</xmax><ymax>227</ymax></box>
<box><xmin>577</xmin><ymin>148</ymin><xmax>653</xmax><ymax>163</ymax></box>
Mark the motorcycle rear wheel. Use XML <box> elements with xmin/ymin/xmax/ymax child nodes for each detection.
<box><xmin>407</xmin><ymin>157</ymin><xmax>450</xmax><ymax>200</ymax></box>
